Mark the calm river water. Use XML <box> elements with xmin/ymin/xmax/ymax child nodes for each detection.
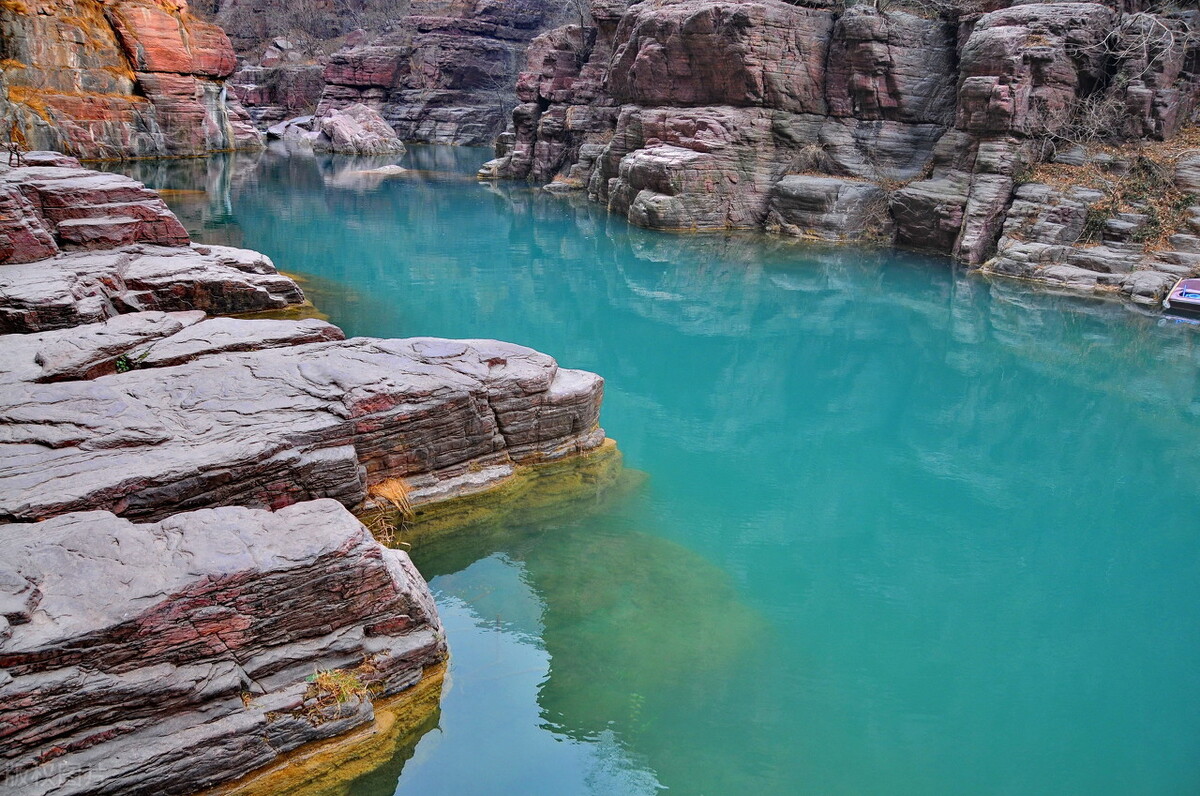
<box><xmin>112</xmin><ymin>146</ymin><xmax>1200</xmax><ymax>795</ymax></box>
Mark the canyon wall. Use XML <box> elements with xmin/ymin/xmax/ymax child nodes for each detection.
<box><xmin>211</xmin><ymin>0</ymin><xmax>571</xmax><ymax>144</ymax></box>
<box><xmin>0</xmin><ymin>0</ymin><xmax>262</xmax><ymax>158</ymax></box>
<box><xmin>482</xmin><ymin>0</ymin><xmax>1200</xmax><ymax>303</ymax></box>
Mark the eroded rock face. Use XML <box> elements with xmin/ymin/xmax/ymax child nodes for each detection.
<box><xmin>229</xmin><ymin>62</ymin><xmax>326</xmax><ymax>127</ymax></box>
<box><xmin>487</xmin><ymin>2</ymin><xmax>956</xmax><ymax>219</ymax></box>
<box><xmin>218</xmin><ymin>0</ymin><xmax>568</xmax><ymax>145</ymax></box>
<box><xmin>607</xmin><ymin>0</ymin><xmax>835</xmax><ymax>112</ymax></box>
<box><xmin>0</xmin><ymin>0</ymin><xmax>262</xmax><ymax>159</ymax></box>
<box><xmin>315</xmin><ymin>4</ymin><xmax>558</xmax><ymax>146</ymax></box>
<box><xmin>485</xmin><ymin>0</ymin><xmax>1200</xmax><ymax>301</ymax></box>
<box><xmin>0</xmin><ymin>499</ymin><xmax>446</xmax><ymax>796</ymax></box>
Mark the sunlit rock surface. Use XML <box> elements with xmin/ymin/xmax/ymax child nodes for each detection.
<box><xmin>0</xmin><ymin>0</ymin><xmax>262</xmax><ymax>158</ymax></box>
<box><xmin>0</xmin><ymin>329</ymin><xmax>604</xmax><ymax>522</ymax></box>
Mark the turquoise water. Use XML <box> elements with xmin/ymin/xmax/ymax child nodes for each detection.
<box><xmin>117</xmin><ymin>148</ymin><xmax>1200</xmax><ymax>795</ymax></box>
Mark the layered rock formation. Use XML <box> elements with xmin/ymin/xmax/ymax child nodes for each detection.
<box><xmin>226</xmin><ymin>38</ymin><xmax>325</xmax><ymax>127</ymax></box>
<box><xmin>315</xmin><ymin>1</ymin><xmax>568</xmax><ymax>145</ymax></box>
<box><xmin>216</xmin><ymin>0</ymin><xmax>571</xmax><ymax>145</ymax></box>
<box><xmin>0</xmin><ymin>0</ymin><xmax>262</xmax><ymax>158</ymax></box>
<box><xmin>483</xmin><ymin>0</ymin><xmax>1200</xmax><ymax>304</ymax></box>
<box><xmin>0</xmin><ymin>324</ymin><xmax>606</xmax><ymax>523</ymax></box>
<box><xmin>0</xmin><ymin>158</ymin><xmax>608</xmax><ymax>793</ymax></box>
<box><xmin>0</xmin><ymin>500</ymin><xmax>445</xmax><ymax>796</ymax></box>
<box><xmin>0</xmin><ymin>160</ymin><xmax>301</xmax><ymax>331</ymax></box>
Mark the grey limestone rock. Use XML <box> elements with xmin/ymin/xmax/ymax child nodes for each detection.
<box><xmin>314</xmin><ymin>103</ymin><xmax>408</xmax><ymax>156</ymax></box>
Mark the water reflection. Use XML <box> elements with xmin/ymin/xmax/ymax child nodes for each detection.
<box><xmin>106</xmin><ymin>148</ymin><xmax>1200</xmax><ymax>796</ymax></box>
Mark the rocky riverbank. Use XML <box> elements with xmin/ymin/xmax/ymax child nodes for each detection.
<box><xmin>0</xmin><ymin>159</ymin><xmax>609</xmax><ymax>794</ymax></box>
<box><xmin>480</xmin><ymin>0</ymin><xmax>1200</xmax><ymax>305</ymax></box>
<box><xmin>9</xmin><ymin>1</ymin><xmax>1200</xmax><ymax>308</ymax></box>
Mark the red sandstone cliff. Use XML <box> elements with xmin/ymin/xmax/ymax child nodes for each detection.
<box><xmin>481</xmin><ymin>0</ymin><xmax>1200</xmax><ymax>304</ymax></box>
<box><xmin>0</xmin><ymin>0</ymin><xmax>262</xmax><ymax>158</ymax></box>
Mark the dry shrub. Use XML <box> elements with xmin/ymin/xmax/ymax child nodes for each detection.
<box><xmin>369</xmin><ymin>477</ymin><xmax>414</xmax><ymax>516</ymax></box>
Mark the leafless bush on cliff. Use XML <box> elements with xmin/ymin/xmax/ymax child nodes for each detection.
<box><xmin>1097</xmin><ymin>12</ymin><xmax>1196</xmax><ymax>83</ymax></box>
<box><xmin>1055</xmin><ymin>11</ymin><xmax>1200</xmax><ymax>146</ymax></box>
<box><xmin>832</xmin><ymin>0</ymin><xmax>990</xmax><ymax>19</ymax></box>
<box><xmin>476</xmin><ymin>72</ymin><xmax>519</xmax><ymax>121</ymax></box>
<box><xmin>1057</xmin><ymin>91</ymin><xmax>1133</xmax><ymax>147</ymax></box>
<box><xmin>4</xmin><ymin>121</ymin><xmax>27</xmax><ymax>166</ymax></box>
<box><xmin>787</xmin><ymin>143</ymin><xmax>836</xmax><ymax>175</ymax></box>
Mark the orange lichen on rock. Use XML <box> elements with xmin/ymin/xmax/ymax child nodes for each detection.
<box><xmin>0</xmin><ymin>0</ymin><xmax>258</xmax><ymax>157</ymax></box>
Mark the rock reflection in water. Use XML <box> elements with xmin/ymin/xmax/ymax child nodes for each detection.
<box><xmin>378</xmin><ymin>480</ymin><xmax>768</xmax><ymax>796</ymax></box>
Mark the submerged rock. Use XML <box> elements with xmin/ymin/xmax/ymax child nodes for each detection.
<box><xmin>0</xmin><ymin>499</ymin><xmax>445</xmax><ymax>796</ymax></box>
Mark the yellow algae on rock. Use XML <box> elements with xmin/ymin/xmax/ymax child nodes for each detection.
<box><xmin>203</xmin><ymin>661</ymin><xmax>448</xmax><ymax>796</ymax></box>
<box><xmin>362</xmin><ymin>438</ymin><xmax>634</xmax><ymax>547</ymax></box>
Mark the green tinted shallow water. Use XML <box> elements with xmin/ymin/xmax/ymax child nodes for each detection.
<box><xmin>116</xmin><ymin>148</ymin><xmax>1200</xmax><ymax>795</ymax></box>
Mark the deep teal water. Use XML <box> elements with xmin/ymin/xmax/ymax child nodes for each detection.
<box><xmin>115</xmin><ymin>148</ymin><xmax>1200</xmax><ymax>795</ymax></box>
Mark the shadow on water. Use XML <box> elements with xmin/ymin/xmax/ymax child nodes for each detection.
<box><xmin>105</xmin><ymin>147</ymin><xmax>1200</xmax><ymax>796</ymax></box>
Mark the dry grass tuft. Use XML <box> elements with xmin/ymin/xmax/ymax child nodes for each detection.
<box><xmin>369</xmin><ymin>477</ymin><xmax>414</xmax><ymax>516</ymax></box>
<box><xmin>362</xmin><ymin>477</ymin><xmax>417</xmax><ymax>546</ymax></box>
<box><xmin>303</xmin><ymin>664</ymin><xmax>375</xmax><ymax>723</ymax></box>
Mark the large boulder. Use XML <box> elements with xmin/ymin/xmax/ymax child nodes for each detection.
<box><xmin>314</xmin><ymin>103</ymin><xmax>408</xmax><ymax>155</ymax></box>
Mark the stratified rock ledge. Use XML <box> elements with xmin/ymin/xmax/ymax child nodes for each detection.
<box><xmin>0</xmin><ymin>319</ymin><xmax>605</xmax><ymax>523</ymax></box>
<box><xmin>0</xmin><ymin>499</ymin><xmax>445</xmax><ymax>796</ymax></box>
